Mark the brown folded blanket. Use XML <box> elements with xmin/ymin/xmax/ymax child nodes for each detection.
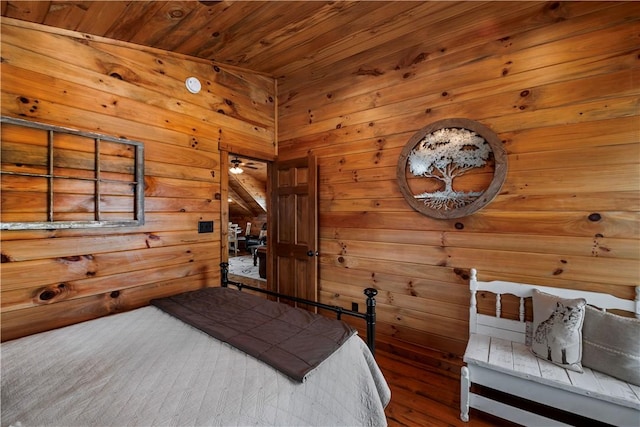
<box><xmin>150</xmin><ymin>287</ymin><xmax>356</xmax><ymax>382</ymax></box>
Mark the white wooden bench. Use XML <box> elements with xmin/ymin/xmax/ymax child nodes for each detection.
<box><xmin>460</xmin><ymin>268</ymin><xmax>640</xmax><ymax>426</ymax></box>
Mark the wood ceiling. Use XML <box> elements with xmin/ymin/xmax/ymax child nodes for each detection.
<box><xmin>0</xmin><ymin>1</ymin><xmax>558</xmax><ymax>218</ymax></box>
<box><xmin>0</xmin><ymin>1</ymin><xmax>498</xmax><ymax>86</ymax></box>
<box><xmin>1</xmin><ymin>1</ymin><xmax>383</xmax><ymax>78</ymax></box>
<box><xmin>0</xmin><ymin>0</ymin><xmax>407</xmax><ymax>218</ymax></box>
<box><xmin>228</xmin><ymin>156</ymin><xmax>267</xmax><ymax>217</ymax></box>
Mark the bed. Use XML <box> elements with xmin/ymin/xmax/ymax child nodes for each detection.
<box><xmin>1</xmin><ymin>264</ymin><xmax>390</xmax><ymax>427</ymax></box>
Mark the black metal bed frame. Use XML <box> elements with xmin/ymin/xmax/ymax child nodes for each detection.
<box><xmin>220</xmin><ymin>262</ymin><xmax>378</xmax><ymax>355</ymax></box>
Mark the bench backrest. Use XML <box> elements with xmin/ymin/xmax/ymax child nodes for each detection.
<box><xmin>468</xmin><ymin>268</ymin><xmax>640</xmax><ymax>343</ymax></box>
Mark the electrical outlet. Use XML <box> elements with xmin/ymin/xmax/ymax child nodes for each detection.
<box><xmin>352</xmin><ymin>302</ymin><xmax>359</xmax><ymax>312</ymax></box>
<box><xmin>198</xmin><ymin>220</ymin><xmax>214</xmax><ymax>233</ymax></box>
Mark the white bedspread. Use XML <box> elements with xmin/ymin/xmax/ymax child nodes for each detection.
<box><xmin>1</xmin><ymin>306</ymin><xmax>390</xmax><ymax>427</ymax></box>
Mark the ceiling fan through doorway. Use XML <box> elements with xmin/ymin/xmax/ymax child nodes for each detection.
<box><xmin>229</xmin><ymin>156</ymin><xmax>261</xmax><ymax>175</ymax></box>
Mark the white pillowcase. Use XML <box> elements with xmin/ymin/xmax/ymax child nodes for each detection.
<box><xmin>531</xmin><ymin>289</ymin><xmax>586</xmax><ymax>372</ymax></box>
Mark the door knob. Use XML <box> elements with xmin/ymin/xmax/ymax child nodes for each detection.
<box><xmin>307</xmin><ymin>250</ymin><xmax>318</xmax><ymax>257</ymax></box>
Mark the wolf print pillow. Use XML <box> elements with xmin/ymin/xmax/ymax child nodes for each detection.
<box><xmin>531</xmin><ymin>289</ymin><xmax>586</xmax><ymax>372</ymax></box>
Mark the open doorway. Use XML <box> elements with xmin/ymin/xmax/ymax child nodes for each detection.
<box><xmin>226</xmin><ymin>155</ymin><xmax>268</xmax><ymax>287</ymax></box>
<box><xmin>224</xmin><ymin>153</ymin><xmax>319</xmax><ymax>302</ymax></box>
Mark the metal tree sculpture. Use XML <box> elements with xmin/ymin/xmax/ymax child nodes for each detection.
<box><xmin>408</xmin><ymin>128</ymin><xmax>491</xmax><ymax>210</ymax></box>
<box><xmin>397</xmin><ymin>118</ymin><xmax>507</xmax><ymax>219</ymax></box>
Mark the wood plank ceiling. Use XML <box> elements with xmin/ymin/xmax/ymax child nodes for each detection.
<box><xmin>0</xmin><ymin>0</ymin><xmax>563</xmax><ymax>218</ymax></box>
<box><xmin>2</xmin><ymin>0</ymin><xmax>452</xmax><ymax>218</ymax></box>
<box><xmin>0</xmin><ymin>1</ymin><xmax>493</xmax><ymax>86</ymax></box>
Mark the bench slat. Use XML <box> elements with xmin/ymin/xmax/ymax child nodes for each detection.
<box><xmin>537</xmin><ymin>354</ymin><xmax>572</xmax><ymax>385</ymax></box>
<box><xmin>488</xmin><ymin>337</ymin><xmax>513</xmax><ymax>369</ymax></box>
<box><xmin>476</xmin><ymin>314</ymin><xmax>527</xmax><ymax>333</ymax></box>
<box><xmin>593</xmin><ymin>369</ymin><xmax>640</xmax><ymax>403</ymax></box>
<box><xmin>511</xmin><ymin>341</ymin><xmax>541</xmax><ymax>378</ymax></box>
<box><xmin>464</xmin><ymin>333</ymin><xmax>490</xmax><ymax>362</ymax></box>
<box><xmin>567</xmin><ymin>367</ymin><xmax>606</xmax><ymax>394</ymax></box>
<box><xmin>476</xmin><ymin>324</ymin><xmax>525</xmax><ymax>343</ymax></box>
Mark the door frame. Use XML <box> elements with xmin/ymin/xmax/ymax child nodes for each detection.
<box><xmin>221</xmin><ymin>151</ymin><xmax>318</xmax><ymax>301</ymax></box>
<box><xmin>221</xmin><ymin>150</ymin><xmax>272</xmax><ymax>285</ymax></box>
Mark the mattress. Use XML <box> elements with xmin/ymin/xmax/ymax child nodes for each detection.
<box><xmin>1</xmin><ymin>305</ymin><xmax>390</xmax><ymax>427</ymax></box>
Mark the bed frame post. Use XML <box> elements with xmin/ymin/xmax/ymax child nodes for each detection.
<box><xmin>220</xmin><ymin>262</ymin><xmax>229</xmax><ymax>287</ymax></box>
<box><xmin>365</xmin><ymin>288</ymin><xmax>378</xmax><ymax>356</ymax></box>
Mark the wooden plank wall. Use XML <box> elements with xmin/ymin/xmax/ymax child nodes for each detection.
<box><xmin>0</xmin><ymin>19</ymin><xmax>276</xmax><ymax>341</ymax></box>
<box><xmin>277</xmin><ymin>2</ymin><xmax>640</xmax><ymax>358</ymax></box>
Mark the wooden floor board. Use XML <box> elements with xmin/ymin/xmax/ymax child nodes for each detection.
<box><xmin>377</xmin><ymin>349</ymin><xmax>516</xmax><ymax>427</ymax></box>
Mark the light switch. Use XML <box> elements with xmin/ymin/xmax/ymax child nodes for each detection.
<box><xmin>198</xmin><ymin>221</ymin><xmax>214</xmax><ymax>233</ymax></box>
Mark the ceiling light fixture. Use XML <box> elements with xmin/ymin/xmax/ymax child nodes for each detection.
<box><xmin>185</xmin><ymin>76</ymin><xmax>201</xmax><ymax>94</ymax></box>
<box><xmin>229</xmin><ymin>157</ymin><xmax>244</xmax><ymax>174</ymax></box>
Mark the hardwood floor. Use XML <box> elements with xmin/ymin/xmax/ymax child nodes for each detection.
<box><xmin>377</xmin><ymin>350</ymin><xmax>516</xmax><ymax>427</ymax></box>
<box><xmin>228</xmin><ymin>256</ymin><xmax>514</xmax><ymax>426</ymax></box>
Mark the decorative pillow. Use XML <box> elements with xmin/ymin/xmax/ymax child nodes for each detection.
<box><xmin>531</xmin><ymin>289</ymin><xmax>586</xmax><ymax>372</ymax></box>
<box><xmin>582</xmin><ymin>305</ymin><xmax>640</xmax><ymax>385</ymax></box>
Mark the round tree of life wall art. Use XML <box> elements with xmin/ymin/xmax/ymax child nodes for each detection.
<box><xmin>397</xmin><ymin>118</ymin><xmax>507</xmax><ymax>219</ymax></box>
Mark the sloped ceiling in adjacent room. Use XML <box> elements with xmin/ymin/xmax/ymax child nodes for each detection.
<box><xmin>228</xmin><ymin>156</ymin><xmax>267</xmax><ymax>217</ymax></box>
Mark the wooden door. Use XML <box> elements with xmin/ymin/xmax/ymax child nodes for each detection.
<box><xmin>269</xmin><ymin>154</ymin><xmax>318</xmax><ymax>305</ymax></box>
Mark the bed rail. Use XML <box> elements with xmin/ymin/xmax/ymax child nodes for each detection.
<box><xmin>220</xmin><ymin>262</ymin><xmax>378</xmax><ymax>355</ymax></box>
